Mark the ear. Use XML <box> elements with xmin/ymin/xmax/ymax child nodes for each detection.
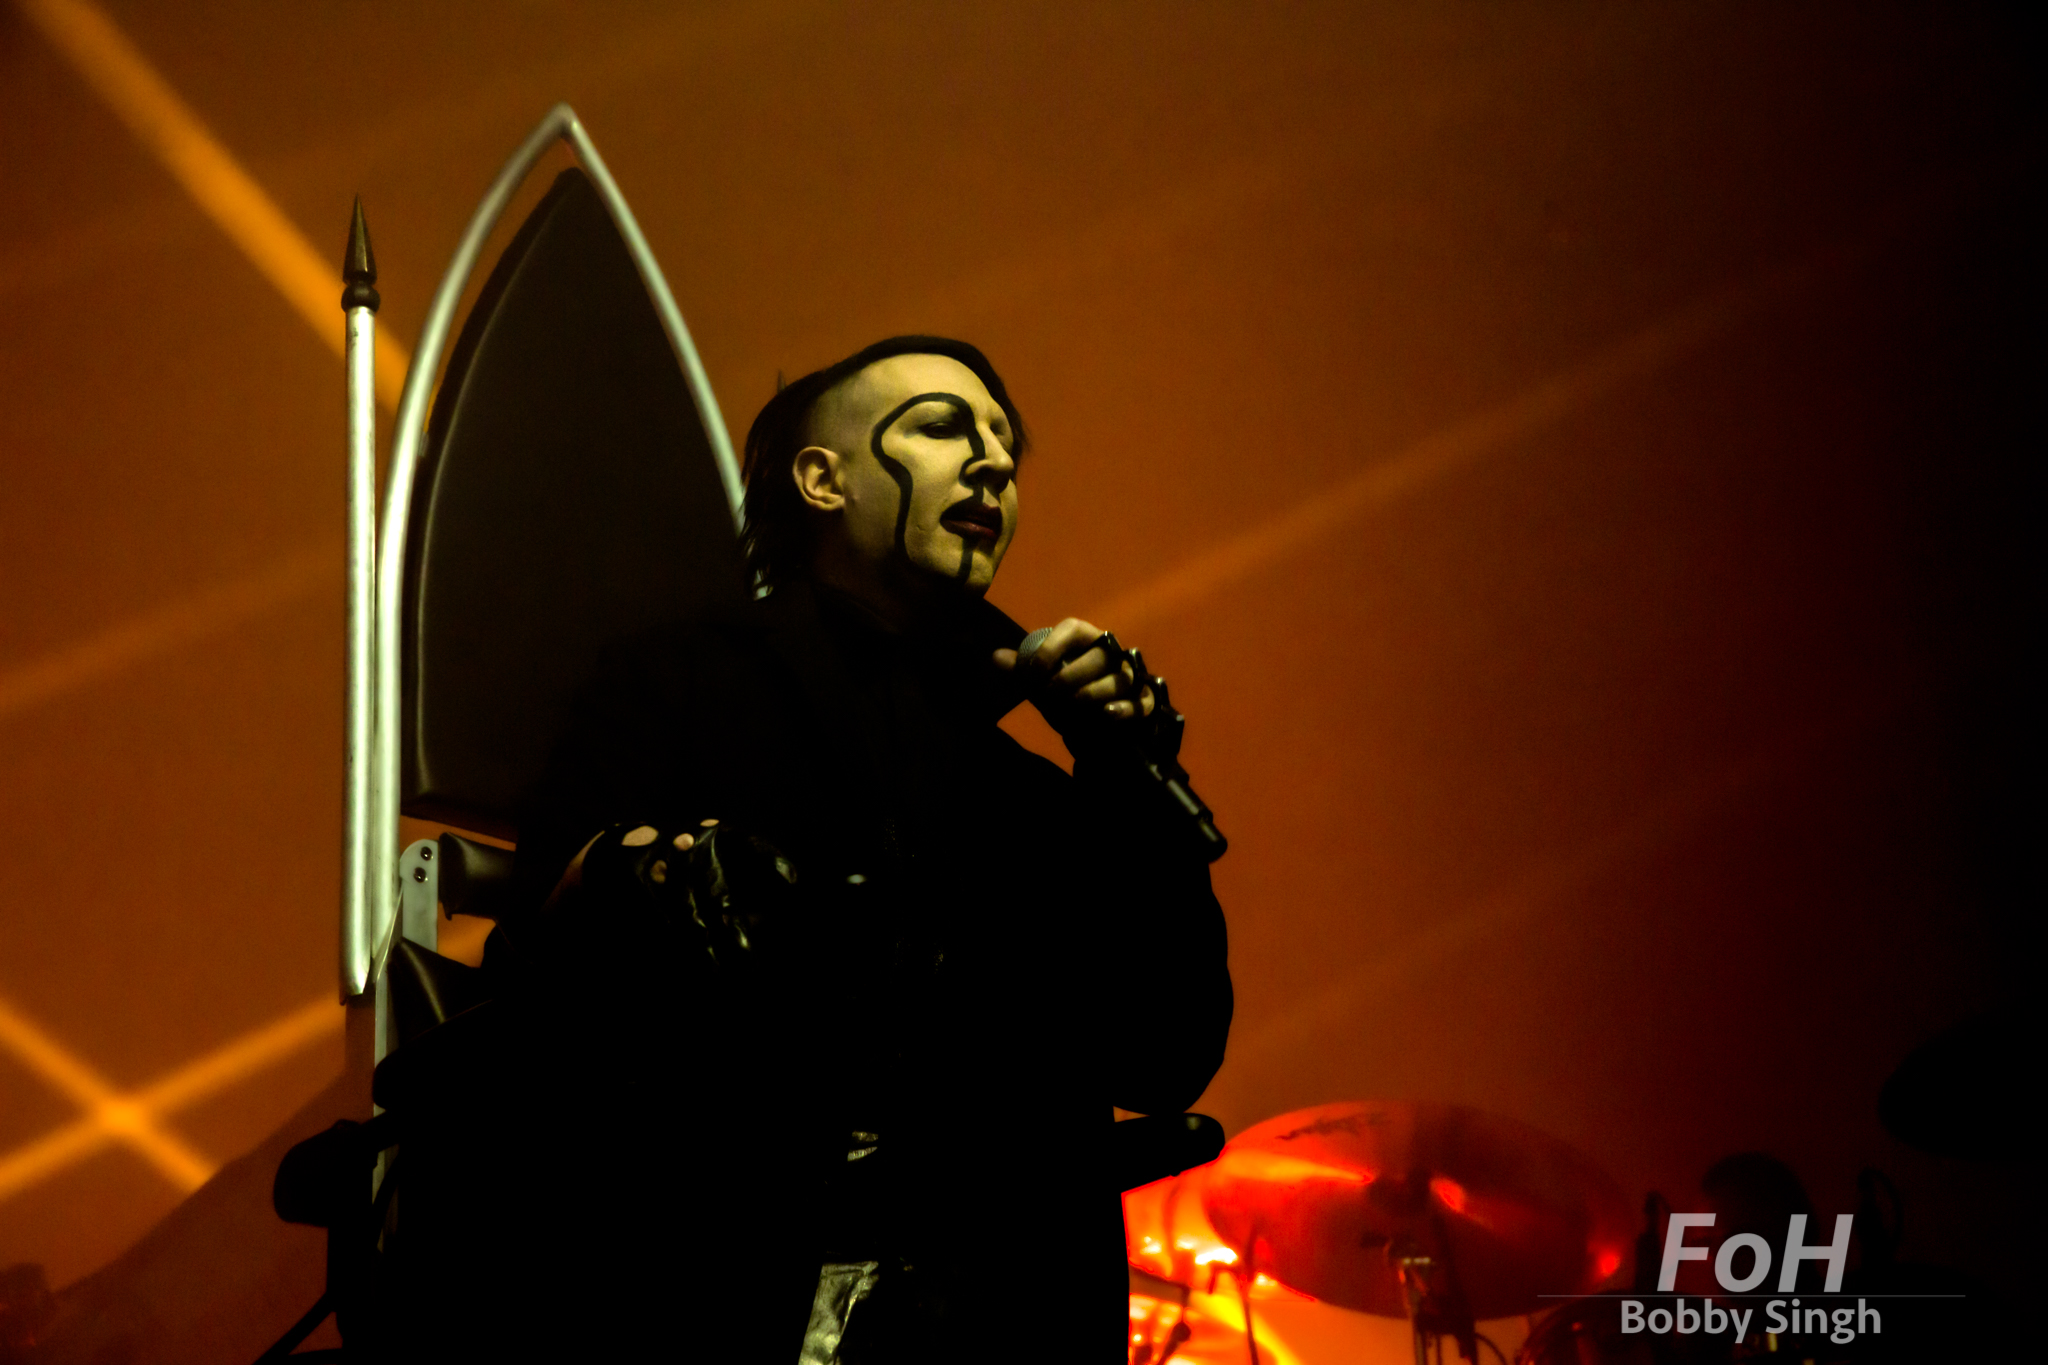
<box><xmin>793</xmin><ymin>445</ymin><xmax>847</xmax><ymax>512</ymax></box>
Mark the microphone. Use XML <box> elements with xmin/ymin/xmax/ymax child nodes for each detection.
<box><xmin>995</xmin><ymin>608</ymin><xmax>1227</xmax><ymax>862</ymax></box>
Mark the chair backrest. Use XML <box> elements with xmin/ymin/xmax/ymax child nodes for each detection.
<box><xmin>399</xmin><ymin>168</ymin><xmax>747</xmax><ymax>837</ymax></box>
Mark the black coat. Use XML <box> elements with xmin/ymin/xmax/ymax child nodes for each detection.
<box><xmin>409</xmin><ymin>580</ymin><xmax>1231</xmax><ymax>1362</ymax></box>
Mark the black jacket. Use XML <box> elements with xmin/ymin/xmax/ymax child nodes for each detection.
<box><xmin>413</xmin><ymin>580</ymin><xmax>1230</xmax><ymax>1362</ymax></box>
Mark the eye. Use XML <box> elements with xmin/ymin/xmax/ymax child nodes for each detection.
<box><xmin>919</xmin><ymin>418</ymin><xmax>963</xmax><ymax>439</ymax></box>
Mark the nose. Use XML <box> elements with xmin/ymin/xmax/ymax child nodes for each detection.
<box><xmin>967</xmin><ymin>420</ymin><xmax>1016</xmax><ymax>492</ymax></box>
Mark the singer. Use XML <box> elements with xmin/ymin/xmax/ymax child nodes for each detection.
<box><xmin>494</xmin><ymin>337</ymin><xmax>1233</xmax><ymax>1363</ymax></box>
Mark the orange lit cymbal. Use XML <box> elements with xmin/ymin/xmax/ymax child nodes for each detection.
<box><xmin>1198</xmin><ymin>1101</ymin><xmax>1633</xmax><ymax>1320</ymax></box>
<box><xmin>1127</xmin><ymin>1268</ymin><xmax>1304</xmax><ymax>1365</ymax></box>
<box><xmin>1125</xmin><ymin>1170</ymin><xmax>1240</xmax><ymax>1289</ymax></box>
<box><xmin>1124</xmin><ymin>1172</ymin><xmax>1328</xmax><ymax>1301</ymax></box>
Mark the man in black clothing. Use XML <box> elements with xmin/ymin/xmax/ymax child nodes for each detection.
<box><xmin>500</xmin><ymin>336</ymin><xmax>1232</xmax><ymax>1362</ymax></box>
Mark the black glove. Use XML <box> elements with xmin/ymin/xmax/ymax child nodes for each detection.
<box><xmin>579</xmin><ymin>821</ymin><xmax>804</xmax><ymax>972</ymax></box>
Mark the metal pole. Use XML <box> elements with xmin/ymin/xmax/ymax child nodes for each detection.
<box><xmin>340</xmin><ymin>197</ymin><xmax>379</xmax><ymax>1001</ymax></box>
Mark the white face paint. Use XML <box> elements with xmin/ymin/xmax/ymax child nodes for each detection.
<box><xmin>817</xmin><ymin>354</ymin><xmax>1020</xmax><ymax>602</ymax></box>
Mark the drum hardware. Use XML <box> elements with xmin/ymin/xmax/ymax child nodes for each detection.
<box><xmin>1380</xmin><ymin>1228</ymin><xmax>1479</xmax><ymax>1365</ymax></box>
<box><xmin>1232</xmin><ymin>1234</ymin><xmax>1265</xmax><ymax>1365</ymax></box>
<box><xmin>1127</xmin><ymin>1272</ymin><xmax>1195</xmax><ymax>1365</ymax></box>
<box><xmin>1151</xmin><ymin>1101</ymin><xmax>1634</xmax><ymax>1365</ymax></box>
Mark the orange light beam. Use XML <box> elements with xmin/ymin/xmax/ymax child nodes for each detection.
<box><xmin>131</xmin><ymin>998</ymin><xmax>344</xmax><ymax>1117</ymax></box>
<box><xmin>1092</xmin><ymin>258</ymin><xmax>1817</xmax><ymax>635</ymax></box>
<box><xmin>0</xmin><ymin>542</ymin><xmax>338</xmax><ymax>723</ymax></box>
<box><xmin>6</xmin><ymin>0</ymin><xmax>410</xmax><ymax>731</ymax></box>
<box><xmin>0</xmin><ymin>994</ymin><xmax>214</xmax><ymax>1195</ymax></box>
<box><xmin>0</xmin><ymin>1115</ymin><xmax>124</xmax><ymax>1204</ymax></box>
<box><xmin>0</xmin><ymin>916</ymin><xmax>491</xmax><ymax>1204</ymax></box>
<box><xmin>16</xmin><ymin>0</ymin><xmax>410</xmax><ymax>407</ymax></box>
<box><xmin>0</xmin><ymin>999</ymin><xmax>342</xmax><ymax>1203</ymax></box>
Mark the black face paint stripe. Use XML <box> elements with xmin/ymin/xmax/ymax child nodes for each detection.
<box><xmin>866</xmin><ymin>393</ymin><xmax>933</xmax><ymax>558</ymax></box>
<box><xmin>951</xmin><ymin>405</ymin><xmax>988</xmax><ymax>584</ymax></box>
<box><xmin>865</xmin><ymin>391</ymin><xmax>996</xmax><ymax>582</ymax></box>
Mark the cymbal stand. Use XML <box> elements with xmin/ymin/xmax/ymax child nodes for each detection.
<box><xmin>1233</xmin><ymin>1263</ymin><xmax>1262</xmax><ymax>1365</ymax></box>
<box><xmin>1132</xmin><ymin>1282</ymin><xmax>1194</xmax><ymax>1365</ymax></box>
<box><xmin>1388</xmin><ymin>1233</ymin><xmax>1478</xmax><ymax>1365</ymax></box>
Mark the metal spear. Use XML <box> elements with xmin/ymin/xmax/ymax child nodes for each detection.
<box><xmin>341</xmin><ymin>198</ymin><xmax>379</xmax><ymax>1001</ymax></box>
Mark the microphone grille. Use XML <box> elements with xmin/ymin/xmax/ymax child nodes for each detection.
<box><xmin>1018</xmin><ymin>627</ymin><xmax>1053</xmax><ymax>663</ymax></box>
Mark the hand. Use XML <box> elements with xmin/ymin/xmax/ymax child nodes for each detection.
<box><xmin>993</xmin><ymin>617</ymin><xmax>1155</xmax><ymax>730</ymax></box>
<box><xmin>545</xmin><ymin>819</ymin><xmax>800</xmax><ymax>971</ymax></box>
<box><xmin>543</xmin><ymin>819</ymin><xmax>716</xmax><ymax>913</ymax></box>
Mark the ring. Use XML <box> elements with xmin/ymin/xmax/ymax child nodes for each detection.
<box><xmin>1090</xmin><ymin>630</ymin><xmax>1127</xmax><ymax>666</ymax></box>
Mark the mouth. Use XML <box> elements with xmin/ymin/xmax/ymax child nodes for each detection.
<box><xmin>940</xmin><ymin>498</ymin><xmax>1004</xmax><ymax>542</ymax></box>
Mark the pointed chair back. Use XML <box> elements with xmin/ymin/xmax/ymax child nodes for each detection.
<box><xmin>400</xmin><ymin>168</ymin><xmax>747</xmax><ymax>838</ymax></box>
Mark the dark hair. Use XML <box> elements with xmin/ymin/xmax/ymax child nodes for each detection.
<box><xmin>740</xmin><ymin>335</ymin><xmax>1029</xmax><ymax>584</ymax></box>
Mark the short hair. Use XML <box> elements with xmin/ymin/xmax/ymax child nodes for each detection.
<box><xmin>740</xmin><ymin>335</ymin><xmax>1029</xmax><ymax>585</ymax></box>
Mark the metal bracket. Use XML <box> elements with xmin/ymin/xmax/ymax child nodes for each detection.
<box><xmin>374</xmin><ymin>840</ymin><xmax>439</xmax><ymax>1070</ymax></box>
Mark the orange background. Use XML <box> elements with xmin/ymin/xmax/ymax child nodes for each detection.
<box><xmin>0</xmin><ymin>0</ymin><xmax>2035</xmax><ymax>1340</ymax></box>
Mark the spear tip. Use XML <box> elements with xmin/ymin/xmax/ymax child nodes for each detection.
<box><xmin>342</xmin><ymin>195</ymin><xmax>380</xmax><ymax>312</ymax></box>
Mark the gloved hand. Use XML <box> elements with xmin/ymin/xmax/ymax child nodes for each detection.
<box><xmin>580</xmin><ymin>820</ymin><xmax>804</xmax><ymax>972</ymax></box>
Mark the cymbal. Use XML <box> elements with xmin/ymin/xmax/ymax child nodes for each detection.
<box><xmin>1125</xmin><ymin>1173</ymin><xmax>1325</xmax><ymax>1304</ymax></box>
<box><xmin>1125</xmin><ymin>1171</ymin><xmax>1239</xmax><ymax>1291</ymax></box>
<box><xmin>1127</xmin><ymin>1273</ymin><xmax>1301</xmax><ymax>1365</ymax></box>
<box><xmin>1197</xmin><ymin>1101</ymin><xmax>1633</xmax><ymax>1320</ymax></box>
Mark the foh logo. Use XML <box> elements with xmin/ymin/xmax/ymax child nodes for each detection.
<box><xmin>1620</xmin><ymin>1213</ymin><xmax>1882</xmax><ymax>1346</ymax></box>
